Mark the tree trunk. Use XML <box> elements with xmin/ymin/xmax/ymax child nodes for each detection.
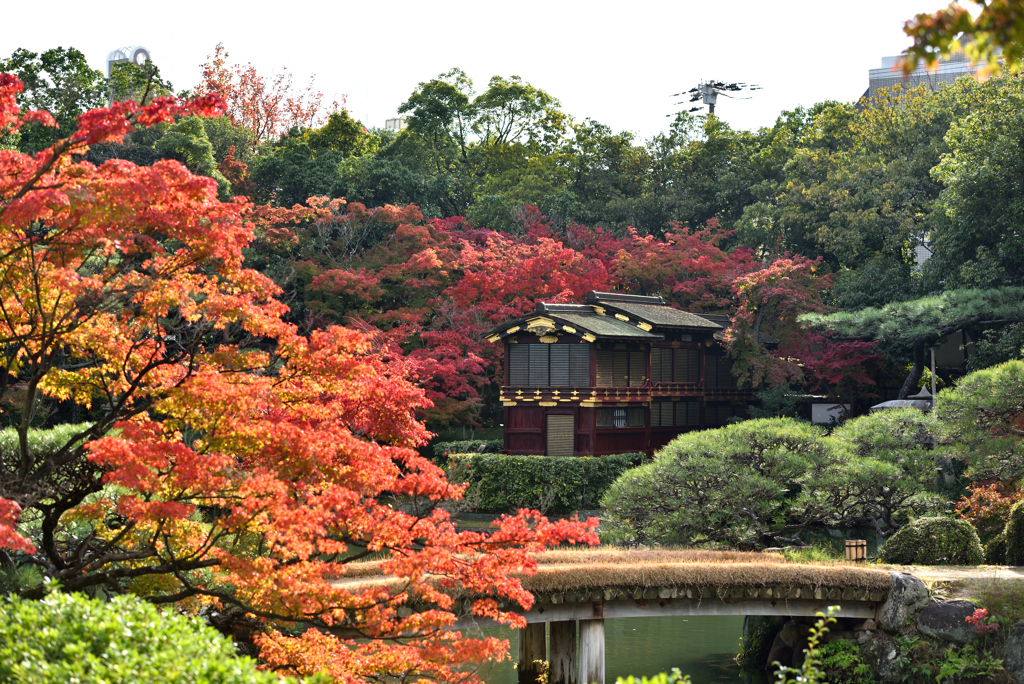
<box><xmin>898</xmin><ymin>342</ymin><xmax>926</xmax><ymax>399</ymax></box>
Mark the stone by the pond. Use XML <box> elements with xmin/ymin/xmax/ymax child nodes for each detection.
<box><xmin>878</xmin><ymin>572</ymin><xmax>929</xmax><ymax>631</ymax></box>
<box><xmin>999</xmin><ymin>620</ymin><xmax>1024</xmax><ymax>683</ymax></box>
<box><xmin>851</xmin><ymin>618</ymin><xmax>877</xmax><ymax>632</ymax></box>
<box><xmin>765</xmin><ymin>631</ymin><xmax>793</xmax><ymax>671</ymax></box>
<box><xmin>859</xmin><ymin>633</ymin><xmax>903</xmax><ymax>684</ymax></box>
<box><xmin>778</xmin><ymin>621</ymin><xmax>806</xmax><ymax>648</ymax></box>
<box><xmin>917</xmin><ymin>600</ymin><xmax>979</xmax><ymax>644</ymax></box>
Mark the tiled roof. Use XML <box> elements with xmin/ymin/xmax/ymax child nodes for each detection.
<box><xmin>554</xmin><ymin>313</ymin><xmax>661</xmax><ymax>339</ymax></box>
<box><xmin>601</xmin><ymin>302</ymin><xmax>722</xmax><ymax>330</ymax></box>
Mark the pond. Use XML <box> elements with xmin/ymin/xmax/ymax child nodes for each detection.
<box><xmin>470</xmin><ymin>615</ymin><xmax>769</xmax><ymax>684</ymax></box>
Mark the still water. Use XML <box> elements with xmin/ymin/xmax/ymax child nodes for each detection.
<box><xmin>471</xmin><ymin>616</ymin><xmax>768</xmax><ymax>684</ymax></box>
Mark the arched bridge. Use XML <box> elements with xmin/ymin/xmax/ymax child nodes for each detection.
<box><xmin>341</xmin><ymin>548</ymin><xmax>895</xmax><ymax>684</ymax></box>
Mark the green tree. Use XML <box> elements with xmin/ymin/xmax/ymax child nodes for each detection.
<box><xmin>0</xmin><ymin>47</ymin><xmax>107</xmax><ymax>154</ymax></box>
<box><xmin>108</xmin><ymin>59</ymin><xmax>174</xmax><ymax>105</ymax></box>
<box><xmin>154</xmin><ymin>116</ymin><xmax>232</xmax><ymax>198</ymax></box>
<box><xmin>602</xmin><ymin>418</ymin><xmax>840</xmax><ymax>548</ymax></box>
<box><xmin>829</xmin><ymin>409</ymin><xmax>944</xmax><ymax>536</ymax></box>
<box><xmin>935</xmin><ymin>359</ymin><xmax>1024</xmax><ymax>480</ymax></box>
<box><xmin>929</xmin><ymin>75</ymin><xmax>1024</xmax><ymax>290</ymax></box>
<box><xmin>801</xmin><ymin>287</ymin><xmax>1024</xmax><ymax>398</ymax></box>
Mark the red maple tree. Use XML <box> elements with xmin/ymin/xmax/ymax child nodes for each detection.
<box><xmin>0</xmin><ymin>73</ymin><xmax>597</xmax><ymax>682</ymax></box>
<box><xmin>195</xmin><ymin>43</ymin><xmax>341</xmax><ymax>147</ymax></box>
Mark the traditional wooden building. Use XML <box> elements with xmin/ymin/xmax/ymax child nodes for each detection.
<box><xmin>485</xmin><ymin>291</ymin><xmax>755</xmax><ymax>457</ymax></box>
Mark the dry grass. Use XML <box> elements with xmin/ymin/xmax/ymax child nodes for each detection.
<box><xmin>521</xmin><ymin>548</ymin><xmax>890</xmax><ymax>592</ymax></box>
<box><xmin>333</xmin><ymin>547</ymin><xmax>892</xmax><ymax>595</ymax></box>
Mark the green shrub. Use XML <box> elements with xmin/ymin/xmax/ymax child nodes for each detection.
<box><xmin>986</xmin><ymin>532</ymin><xmax>1008</xmax><ymax>565</ymax></box>
<box><xmin>0</xmin><ymin>592</ymin><xmax>297</xmax><ymax>684</ymax></box>
<box><xmin>446</xmin><ymin>452</ymin><xmax>644</xmax><ymax>513</ymax></box>
<box><xmin>816</xmin><ymin>640</ymin><xmax>878</xmax><ymax>684</ymax></box>
<box><xmin>431</xmin><ymin>439</ymin><xmax>502</xmax><ymax>463</ymax></box>
<box><xmin>879</xmin><ymin>516</ymin><xmax>984</xmax><ymax>565</ymax></box>
<box><xmin>1004</xmin><ymin>500</ymin><xmax>1024</xmax><ymax>565</ymax></box>
<box><xmin>616</xmin><ymin>669</ymin><xmax>691</xmax><ymax>684</ymax></box>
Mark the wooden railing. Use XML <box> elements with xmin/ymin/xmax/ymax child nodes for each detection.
<box><xmin>500</xmin><ymin>383</ymin><xmax>754</xmax><ymax>406</ymax></box>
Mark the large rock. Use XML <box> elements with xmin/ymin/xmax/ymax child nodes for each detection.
<box><xmin>999</xmin><ymin>620</ymin><xmax>1024</xmax><ymax>683</ymax></box>
<box><xmin>764</xmin><ymin>631</ymin><xmax>793</xmax><ymax>672</ymax></box>
<box><xmin>878</xmin><ymin>572</ymin><xmax>929</xmax><ymax>632</ymax></box>
<box><xmin>778</xmin><ymin>621</ymin><xmax>806</xmax><ymax>648</ymax></box>
<box><xmin>859</xmin><ymin>632</ymin><xmax>904</xmax><ymax>683</ymax></box>
<box><xmin>917</xmin><ymin>600</ymin><xmax>979</xmax><ymax>644</ymax></box>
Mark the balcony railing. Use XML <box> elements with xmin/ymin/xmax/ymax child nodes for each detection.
<box><xmin>500</xmin><ymin>383</ymin><xmax>753</xmax><ymax>406</ymax></box>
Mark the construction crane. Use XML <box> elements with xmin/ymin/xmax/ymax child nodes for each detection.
<box><xmin>670</xmin><ymin>80</ymin><xmax>761</xmax><ymax>116</ymax></box>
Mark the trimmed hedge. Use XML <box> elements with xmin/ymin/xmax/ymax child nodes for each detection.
<box><xmin>0</xmin><ymin>592</ymin><xmax>298</xmax><ymax>684</ymax></box>
<box><xmin>432</xmin><ymin>439</ymin><xmax>503</xmax><ymax>463</ymax></box>
<box><xmin>986</xmin><ymin>532</ymin><xmax>1008</xmax><ymax>565</ymax></box>
<box><xmin>1005</xmin><ymin>500</ymin><xmax>1024</xmax><ymax>565</ymax></box>
<box><xmin>879</xmin><ymin>516</ymin><xmax>984</xmax><ymax>565</ymax></box>
<box><xmin>446</xmin><ymin>452</ymin><xmax>645</xmax><ymax>513</ymax></box>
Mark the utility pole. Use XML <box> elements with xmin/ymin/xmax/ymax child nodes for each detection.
<box><xmin>702</xmin><ymin>83</ymin><xmax>717</xmax><ymax>115</ymax></box>
<box><xmin>670</xmin><ymin>80</ymin><xmax>761</xmax><ymax>118</ymax></box>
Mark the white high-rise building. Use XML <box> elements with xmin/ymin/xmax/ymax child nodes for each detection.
<box><xmin>864</xmin><ymin>49</ymin><xmax>981</xmax><ymax>101</ymax></box>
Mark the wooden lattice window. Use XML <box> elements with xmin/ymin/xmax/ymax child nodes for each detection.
<box><xmin>508</xmin><ymin>343</ymin><xmax>590</xmax><ymax>387</ymax></box>
<box><xmin>596</xmin><ymin>348</ymin><xmax>645</xmax><ymax>387</ymax></box>
<box><xmin>676</xmin><ymin>401</ymin><xmax>701</xmax><ymax>427</ymax></box>
<box><xmin>650</xmin><ymin>348</ymin><xmax>672</xmax><ymax>384</ymax></box>
<box><xmin>677</xmin><ymin>348</ymin><xmax>700</xmax><ymax>384</ymax></box>
<box><xmin>651</xmin><ymin>401</ymin><xmax>674</xmax><ymax>427</ymax></box>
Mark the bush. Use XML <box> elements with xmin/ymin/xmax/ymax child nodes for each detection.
<box><xmin>1004</xmin><ymin>500</ymin><xmax>1024</xmax><ymax>565</ymax></box>
<box><xmin>446</xmin><ymin>452</ymin><xmax>643</xmax><ymax>513</ymax></box>
<box><xmin>816</xmin><ymin>640</ymin><xmax>878</xmax><ymax>684</ymax></box>
<box><xmin>0</xmin><ymin>592</ymin><xmax>296</xmax><ymax>684</ymax></box>
<box><xmin>431</xmin><ymin>439</ymin><xmax>502</xmax><ymax>463</ymax></box>
<box><xmin>879</xmin><ymin>516</ymin><xmax>984</xmax><ymax>565</ymax></box>
<box><xmin>987</xmin><ymin>532</ymin><xmax>1008</xmax><ymax>565</ymax></box>
<box><xmin>601</xmin><ymin>418</ymin><xmax>839</xmax><ymax>547</ymax></box>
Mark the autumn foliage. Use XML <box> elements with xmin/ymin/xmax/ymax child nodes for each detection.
<box><xmin>195</xmin><ymin>43</ymin><xmax>339</xmax><ymax>148</ymax></box>
<box><xmin>246</xmin><ymin>198</ymin><xmax>874</xmax><ymax>426</ymax></box>
<box><xmin>0</xmin><ymin>72</ymin><xmax>598</xmax><ymax>683</ymax></box>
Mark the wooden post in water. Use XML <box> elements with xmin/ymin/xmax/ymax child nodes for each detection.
<box><xmin>578</xmin><ymin>619</ymin><xmax>605</xmax><ymax>684</ymax></box>
<box><xmin>550</xmin><ymin>620</ymin><xmax>577</xmax><ymax>684</ymax></box>
<box><xmin>518</xmin><ymin>623</ymin><xmax>547</xmax><ymax>684</ymax></box>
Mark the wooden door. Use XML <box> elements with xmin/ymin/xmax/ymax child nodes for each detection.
<box><xmin>546</xmin><ymin>414</ymin><xmax>575</xmax><ymax>457</ymax></box>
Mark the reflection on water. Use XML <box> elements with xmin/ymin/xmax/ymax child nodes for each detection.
<box><xmin>472</xmin><ymin>616</ymin><xmax>768</xmax><ymax>684</ymax></box>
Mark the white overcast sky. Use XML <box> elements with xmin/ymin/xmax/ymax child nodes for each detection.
<box><xmin>3</xmin><ymin>0</ymin><xmax>940</xmax><ymax>137</ymax></box>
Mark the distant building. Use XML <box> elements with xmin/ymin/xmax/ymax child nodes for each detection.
<box><xmin>485</xmin><ymin>291</ymin><xmax>756</xmax><ymax>457</ymax></box>
<box><xmin>106</xmin><ymin>46</ymin><xmax>151</xmax><ymax>78</ymax></box>
<box><xmin>863</xmin><ymin>49</ymin><xmax>982</xmax><ymax>101</ymax></box>
<box><xmin>384</xmin><ymin>117</ymin><xmax>407</xmax><ymax>131</ymax></box>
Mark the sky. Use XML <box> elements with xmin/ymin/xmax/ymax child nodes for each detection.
<box><xmin>2</xmin><ymin>0</ymin><xmax>940</xmax><ymax>137</ymax></box>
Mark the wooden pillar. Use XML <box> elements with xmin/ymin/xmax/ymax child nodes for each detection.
<box><xmin>578</xmin><ymin>619</ymin><xmax>605</xmax><ymax>684</ymax></box>
<box><xmin>518</xmin><ymin>622</ymin><xmax>547</xmax><ymax>684</ymax></box>
<box><xmin>550</xmin><ymin>620</ymin><xmax>577</xmax><ymax>684</ymax></box>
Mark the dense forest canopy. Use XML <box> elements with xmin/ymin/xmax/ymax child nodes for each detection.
<box><xmin>4</xmin><ymin>45</ymin><xmax>1024</xmax><ymax>425</ymax></box>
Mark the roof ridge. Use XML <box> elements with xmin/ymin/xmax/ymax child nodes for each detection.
<box><xmin>585</xmin><ymin>290</ymin><xmax>666</xmax><ymax>305</ymax></box>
